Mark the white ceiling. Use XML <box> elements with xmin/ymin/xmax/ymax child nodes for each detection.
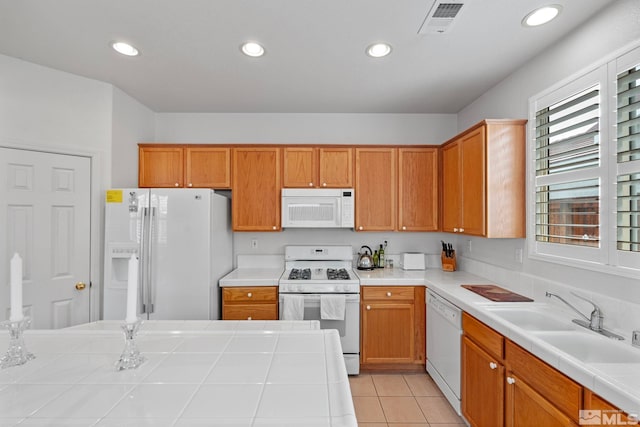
<box><xmin>0</xmin><ymin>0</ymin><xmax>614</xmax><ymax>113</ymax></box>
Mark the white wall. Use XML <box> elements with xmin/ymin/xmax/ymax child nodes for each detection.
<box><xmin>112</xmin><ymin>87</ymin><xmax>155</xmax><ymax>187</ymax></box>
<box><xmin>155</xmin><ymin>113</ymin><xmax>457</xmax><ymax>145</ymax></box>
<box><xmin>456</xmin><ymin>0</ymin><xmax>640</xmax><ymax>303</ymax></box>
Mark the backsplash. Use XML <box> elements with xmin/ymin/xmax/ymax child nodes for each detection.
<box><xmin>459</xmin><ymin>256</ymin><xmax>640</xmax><ymax>342</ymax></box>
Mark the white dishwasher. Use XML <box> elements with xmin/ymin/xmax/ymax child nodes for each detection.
<box><xmin>426</xmin><ymin>288</ymin><xmax>462</xmax><ymax>415</ymax></box>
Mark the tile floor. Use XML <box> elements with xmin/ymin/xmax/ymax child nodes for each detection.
<box><xmin>349</xmin><ymin>372</ymin><xmax>466</xmax><ymax>427</ymax></box>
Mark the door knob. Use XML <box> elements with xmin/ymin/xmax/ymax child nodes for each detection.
<box><xmin>75</xmin><ymin>282</ymin><xmax>86</xmax><ymax>291</ymax></box>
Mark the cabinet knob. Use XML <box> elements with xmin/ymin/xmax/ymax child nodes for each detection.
<box><xmin>174</xmin><ymin>183</ymin><xmax>179</xmax><ymax>187</ymax></box>
<box><xmin>489</xmin><ymin>362</ymin><xmax>497</xmax><ymax>370</ymax></box>
<box><xmin>188</xmin><ymin>183</ymin><xmax>193</xmax><ymax>187</ymax></box>
<box><xmin>309</xmin><ymin>182</ymin><xmax>313</xmax><ymax>187</ymax></box>
<box><xmin>402</xmin><ymin>226</ymin><xmax>407</xmax><ymax>230</ymax></box>
<box><xmin>322</xmin><ymin>183</ymin><xmax>327</xmax><ymax>187</ymax></box>
<box><xmin>247</xmin><ymin>292</ymin><xmax>252</xmax><ymax>298</ymax></box>
<box><xmin>386</xmin><ymin>292</ymin><xmax>392</xmax><ymax>297</ymax></box>
<box><xmin>366</xmin><ymin>305</ymin><xmax>371</xmax><ymax>310</ymax></box>
<box><xmin>507</xmin><ymin>377</ymin><xmax>516</xmax><ymax>385</ymax></box>
<box><xmin>460</xmin><ymin>228</ymin><xmax>465</xmax><ymax>232</ymax></box>
<box><xmin>247</xmin><ymin>316</ymin><xmax>252</xmax><ymax>320</ymax></box>
<box><xmin>358</xmin><ymin>226</ymin><xmax>363</xmax><ymax>231</ymax></box>
<box><xmin>272</xmin><ymin>226</ymin><xmax>277</xmax><ymax>230</ymax></box>
<box><xmin>453</xmin><ymin>228</ymin><xmax>459</xmax><ymax>232</ymax></box>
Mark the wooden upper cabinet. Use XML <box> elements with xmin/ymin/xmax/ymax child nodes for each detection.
<box><xmin>232</xmin><ymin>147</ymin><xmax>281</xmax><ymax>231</ymax></box>
<box><xmin>318</xmin><ymin>147</ymin><xmax>353</xmax><ymax>188</ymax></box>
<box><xmin>283</xmin><ymin>147</ymin><xmax>353</xmax><ymax>188</ymax></box>
<box><xmin>283</xmin><ymin>147</ymin><xmax>316</xmax><ymax>187</ymax></box>
<box><xmin>398</xmin><ymin>148</ymin><xmax>438</xmax><ymax>231</ymax></box>
<box><xmin>440</xmin><ymin>119</ymin><xmax>526</xmax><ymax>238</ymax></box>
<box><xmin>185</xmin><ymin>147</ymin><xmax>231</xmax><ymax>189</ymax></box>
<box><xmin>139</xmin><ymin>146</ymin><xmax>184</xmax><ymax>188</ymax></box>
<box><xmin>355</xmin><ymin>147</ymin><xmax>396</xmax><ymax>231</ymax></box>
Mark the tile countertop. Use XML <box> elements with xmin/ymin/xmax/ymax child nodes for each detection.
<box><xmin>0</xmin><ymin>326</ymin><xmax>355</xmax><ymax>427</ymax></box>
<box><xmin>422</xmin><ymin>270</ymin><xmax>640</xmax><ymax>417</ymax></box>
<box><xmin>67</xmin><ymin>320</ymin><xmax>320</xmax><ymax>331</ymax></box>
<box><xmin>219</xmin><ymin>267</ymin><xmax>283</xmax><ymax>287</ymax></box>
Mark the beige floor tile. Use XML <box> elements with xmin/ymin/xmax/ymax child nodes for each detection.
<box><xmin>379</xmin><ymin>396</ymin><xmax>427</xmax><ymax>423</ymax></box>
<box><xmin>353</xmin><ymin>396</ymin><xmax>386</xmax><ymax>423</ymax></box>
<box><xmin>404</xmin><ymin>373</ymin><xmax>443</xmax><ymax>397</ymax></box>
<box><xmin>416</xmin><ymin>396</ymin><xmax>464</xmax><ymax>424</ymax></box>
<box><xmin>388</xmin><ymin>424</ymin><xmax>430</xmax><ymax>427</ymax></box>
<box><xmin>349</xmin><ymin>374</ymin><xmax>378</xmax><ymax>396</ymax></box>
<box><xmin>371</xmin><ymin>374</ymin><xmax>412</xmax><ymax>396</ymax></box>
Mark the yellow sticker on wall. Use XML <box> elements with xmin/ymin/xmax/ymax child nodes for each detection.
<box><xmin>106</xmin><ymin>190</ymin><xmax>123</xmax><ymax>203</ymax></box>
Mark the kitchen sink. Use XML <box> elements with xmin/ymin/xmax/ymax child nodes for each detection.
<box><xmin>533</xmin><ymin>331</ymin><xmax>640</xmax><ymax>364</ymax></box>
<box><xmin>484</xmin><ymin>306</ymin><xmax>575</xmax><ymax>331</ymax></box>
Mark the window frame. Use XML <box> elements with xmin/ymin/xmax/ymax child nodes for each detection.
<box><xmin>527</xmin><ymin>44</ymin><xmax>640</xmax><ymax>278</ymax></box>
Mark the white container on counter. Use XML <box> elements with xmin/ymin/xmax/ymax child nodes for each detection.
<box><xmin>401</xmin><ymin>253</ymin><xmax>426</xmax><ymax>270</ymax></box>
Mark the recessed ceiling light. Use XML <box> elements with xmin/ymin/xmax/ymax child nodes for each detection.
<box><xmin>111</xmin><ymin>41</ymin><xmax>139</xmax><ymax>57</ymax></box>
<box><xmin>522</xmin><ymin>5</ymin><xmax>562</xmax><ymax>27</ymax></box>
<box><xmin>366</xmin><ymin>43</ymin><xmax>392</xmax><ymax>58</ymax></box>
<box><xmin>241</xmin><ymin>42</ymin><xmax>265</xmax><ymax>57</ymax></box>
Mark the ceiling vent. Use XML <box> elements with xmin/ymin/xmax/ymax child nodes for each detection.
<box><xmin>418</xmin><ymin>1</ymin><xmax>466</xmax><ymax>35</ymax></box>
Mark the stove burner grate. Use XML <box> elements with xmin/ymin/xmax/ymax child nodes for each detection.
<box><xmin>288</xmin><ymin>268</ymin><xmax>311</xmax><ymax>280</ymax></box>
<box><xmin>327</xmin><ymin>268</ymin><xmax>351</xmax><ymax>280</ymax></box>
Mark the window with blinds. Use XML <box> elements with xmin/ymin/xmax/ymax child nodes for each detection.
<box><xmin>617</xmin><ymin>64</ymin><xmax>640</xmax><ymax>253</ymax></box>
<box><xmin>535</xmin><ymin>86</ymin><xmax>601</xmax><ymax>247</ymax></box>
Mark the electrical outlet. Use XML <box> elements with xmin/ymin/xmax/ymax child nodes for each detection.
<box><xmin>633</xmin><ymin>330</ymin><xmax>640</xmax><ymax>348</ymax></box>
<box><xmin>251</xmin><ymin>239</ymin><xmax>258</xmax><ymax>249</ymax></box>
<box><xmin>515</xmin><ymin>248</ymin><xmax>523</xmax><ymax>263</ymax></box>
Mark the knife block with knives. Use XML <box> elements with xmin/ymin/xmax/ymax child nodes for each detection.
<box><xmin>441</xmin><ymin>241</ymin><xmax>456</xmax><ymax>272</ymax></box>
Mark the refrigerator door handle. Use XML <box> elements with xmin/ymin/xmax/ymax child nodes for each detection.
<box><xmin>147</xmin><ymin>206</ymin><xmax>156</xmax><ymax>314</ymax></box>
<box><xmin>139</xmin><ymin>206</ymin><xmax>148</xmax><ymax>314</ymax></box>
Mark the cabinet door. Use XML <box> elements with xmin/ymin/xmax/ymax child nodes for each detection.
<box><xmin>355</xmin><ymin>148</ymin><xmax>396</xmax><ymax>231</ymax></box>
<box><xmin>462</xmin><ymin>336</ymin><xmax>504</xmax><ymax>427</ymax></box>
<box><xmin>185</xmin><ymin>147</ymin><xmax>231</xmax><ymax>188</ymax></box>
<box><xmin>361</xmin><ymin>301</ymin><xmax>414</xmax><ymax>364</ymax></box>
<box><xmin>441</xmin><ymin>142</ymin><xmax>460</xmax><ymax>232</ymax></box>
<box><xmin>318</xmin><ymin>147</ymin><xmax>353</xmax><ymax>188</ymax></box>
<box><xmin>506</xmin><ymin>373</ymin><xmax>577</xmax><ymax>427</ymax></box>
<box><xmin>398</xmin><ymin>148</ymin><xmax>438</xmax><ymax>231</ymax></box>
<box><xmin>583</xmin><ymin>390</ymin><xmax>636</xmax><ymax>426</ymax></box>
<box><xmin>460</xmin><ymin>127</ymin><xmax>486</xmax><ymax>236</ymax></box>
<box><xmin>139</xmin><ymin>146</ymin><xmax>184</xmax><ymax>188</ymax></box>
<box><xmin>232</xmin><ymin>147</ymin><xmax>281</xmax><ymax>231</ymax></box>
<box><xmin>283</xmin><ymin>147</ymin><xmax>316</xmax><ymax>188</ymax></box>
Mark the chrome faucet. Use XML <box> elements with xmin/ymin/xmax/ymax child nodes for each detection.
<box><xmin>545</xmin><ymin>291</ymin><xmax>624</xmax><ymax>340</ymax></box>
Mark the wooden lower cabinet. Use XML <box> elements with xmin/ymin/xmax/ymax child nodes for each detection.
<box><xmin>462</xmin><ymin>336</ymin><xmax>505</xmax><ymax>427</ymax></box>
<box><xmin>506</xmin><ymin>372</ymin><xmax>577</xmax><ymax>427</ymax></box>
<box><xmin>222</xmin><ymin>286</ymin><xmax>278</xmax><ymax>320</ymax></box>
<box><xmin>360</xmin><ymin>286</ymin><xmax>425</xmax><ymax>369</ymax></box>
<box><xmin>583</xmin><ymin>390</ymin><xmax>639</xmax><ymax>426</ymax></box>
<box><xmin>462</xmin><ymin>313</ymin><xmax>583</xmax><ymax>427</ymax></box>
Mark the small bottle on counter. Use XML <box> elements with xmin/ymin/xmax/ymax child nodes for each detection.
<box><xmin>373</xmin><ymin>250</ymin><xmax>379</xmax><ymax>268</ymax></box>
<box><xmin>378</xmin><ymin>244</ymin><xmax>385</xmax><ymax>268</ymax></box>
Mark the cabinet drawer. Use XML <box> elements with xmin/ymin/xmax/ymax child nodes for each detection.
<box><xmin>462</xmin><ymin>313</ymin><xmax>504</xmax><ymax>360</ymax></box>
<box><xmin>223</xmin><ymin>304</ymin><xmax>278</xmax><ymax>320</ymax></box>
<box><xmin>222</xmin><ymin>287</ymin><xmax>277</xmax><ymax>303</ymax></box>
<box><xmin>506</xmin><ymin>339</ymin><xmax>582</xmax><ymax>421</ymax></box>
<box><xmin>362</xmin><ymin>286</ymin><xmax>415</xmax><ymax>301</ymax></box>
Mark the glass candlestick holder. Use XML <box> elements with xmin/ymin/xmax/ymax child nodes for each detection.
<box><xmin>115</xmin><ymin>318</ymin><xmax>145</xmax><ymax>371</ymax></box>
<box><xmin>1</xmin><ymin>317</ymin><xmax>35</xmax><ymax>369</ymax></box>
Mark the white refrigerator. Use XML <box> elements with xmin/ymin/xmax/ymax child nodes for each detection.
<box><xmin>103</xmin><ymin>188</ymin><xmax>232</xmax><ymax>320</ymax></box>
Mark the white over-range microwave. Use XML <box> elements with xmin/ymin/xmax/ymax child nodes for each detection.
<box><xmin>281</xmin><ymin>188</ymin><xmax>354</xmax><ymax>228</ymax></box>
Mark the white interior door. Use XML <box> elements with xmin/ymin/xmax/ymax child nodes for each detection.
<box><xmin>0</xmin><ymin>147</ymin><xmax>91</xmax><ymax>329</ymax></box>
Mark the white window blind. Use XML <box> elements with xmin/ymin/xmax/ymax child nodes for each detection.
<box><xmin>617</xmin><ymin>63</ymin><xmax>640</xmax><ymax>253</ymax></box>
<box><xmin>534</xmin><ymin>86</ymin><xmax>601</xmax><ymax>247</ymax></box>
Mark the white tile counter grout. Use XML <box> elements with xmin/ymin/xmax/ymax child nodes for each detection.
<box><xmin>357</xmin><ymin>267</ymin><xmax>640</xmax><ymax>416</ymax></box>
<box><xmin>0</xmin><ymin>326</ymin><xmax>355</xmax><ymax>427</ymax></box>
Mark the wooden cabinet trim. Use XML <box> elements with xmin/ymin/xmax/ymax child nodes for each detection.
<box><xmin>463</xmin><ymin>313</ymin><xmax>504</xmax><ymax>360</ymax></box>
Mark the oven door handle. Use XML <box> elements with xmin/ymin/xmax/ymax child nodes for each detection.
<box><xmin>280</xmin><ymin>294</ymin><xmax>360</xmax><ymax>305</ymax></box>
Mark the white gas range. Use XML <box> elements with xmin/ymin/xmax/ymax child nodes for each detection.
<box><xmin>279</xmin><ymin>245</ymin><xmax>360</xmax><ymax>375</ymax></box>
